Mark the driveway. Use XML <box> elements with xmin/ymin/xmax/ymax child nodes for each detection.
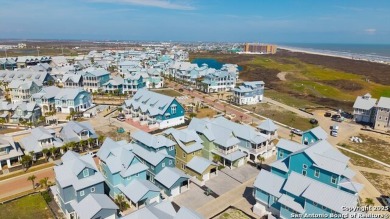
<box><xmin>219</xmin><ymin>164</ymin><xmax>260</xmax><ymax>183</ymax></box>
<box><xmin>173</xmin><ymin>182</ymin><xmax>214</xmax><ymax>210</ymax></box>
<box><xmin>205</xmin><ymin>171</ymin><xmax>241</xmax><ymax>196</ymax></box>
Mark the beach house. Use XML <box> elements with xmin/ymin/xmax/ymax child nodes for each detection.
<box><xmin>353</xmin><ymin>93</ymin><xmax>377</xmax><ymax>123</ymax></box>
<box><xmin>232</xmin><ymin>81</ymin><xmax>265</xmax><ymax>105</ymax></box>
<box><xmin>188</xmin><ymin>118</ymin><xmax>246</xmax><ymax>169</ymax></box>
<box><xmin>51</xmin><ymin>151</ymin><xmax>106</xmax><ymax>219</ymax></box>
<box><xmin>163</xmin><ymin>128</ymin><xmax>218</xmax><ymax>183</ymax></box>
<box><xmin>123</xmin><ymin>89</ymin><xmax>185</xmax><ymax>129</ymax></box>
<box><xmin>0</xmin><ymin>136</ymin><xmax>23</xmax><ymax>171</ymax></box>
<box><xmin>54</xmin><ymin>88</ymin><xmax>92</xmax><ymax>114</ymax></box>
<box><xmin>374</xmin><ymin>97</ymin><xmax>390</xmax><ymax>131</ymax></box>
<box><xmin>253</xmin><ymin>137</ymin><xmax>363</xmax><ymax>218</ymax></box>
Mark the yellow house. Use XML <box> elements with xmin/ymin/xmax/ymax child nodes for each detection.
<box><xmin>164</xmin><ymin>128</ymin><xmax>218</xmax><ymax>183</ymax></box>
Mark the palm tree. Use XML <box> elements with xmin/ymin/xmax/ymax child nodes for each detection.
<box><xmin>289</xmin><ymin>133</ymin><xmax>295</xmax><ymax>140</ymax></box>
<box><xmin>21</xmin><ymin>155</ymin><xmax>32</xmax><ymax>171</ymax></box>
<box><xmin>27</xmin><ymin>175</ymin><xmax>37</xmax><ymax>190</ymax></box>
<box><xmin>117</xmin><ymin>107</ymin><xmax>123</xmax><ymax>113</ymax></box>
<box><xmin>49</xmin><ymin>147</ymin><xmax>58</xmax><ymax>160</ymax></box>
<box><xmin>40</xmin><ymin>177</ymin><xmax>50</xmax><ymax>190</ymax></box>
<box><xmin>189</xmin><ymin>113</ymin><xmax>197</xmax><ymax>118</ymax></box>
<box><xmin>61</xmin><ymin>144</ymin><xmax>68</xmax><ymax>154</ymax></box>
<box><xmin>213</xmin><ymin>154</ymin><xmax>221</xmax><ymax>163</ymax></box>
<box><xmin>98</xmin><ymin>136</ymin><xmax>105</xmax><ymax>146</ymax></box>
<box><xmin>42</xmin><ymin>148</ymin><xmax>50</xmax><ymax>161</ymax></box>
<box><xmin>87</xmin><ymin>138</ymin><xmax>95</xmax><ymax>148</ymax></box>
<box><xmin>0</xmin><ymin>118</ymin><xmax>6</xmax><ymax>128</ymax></box>
<box><xmin>365</xmin><ymin>198</ymin><xmax>374</xmax><ymax>206</ymax></box>
<box><xmin>257</xmin><ymin>155</ymin><xmax>265</xmax><ymax>169</ymax></box>
<box><xmin>79</xmin><ymin>140</ymin><xmax>88</xmax><ymax>152</ymax></box>
<box><xmin>68</xmin><ymin>141</ymin><xmax>76</xmax><ymax>151</ymax></box>
<box><xmin>114</xmin><ymin>195</ymin><xmax>129</xmax><ymax>211</ymax></box>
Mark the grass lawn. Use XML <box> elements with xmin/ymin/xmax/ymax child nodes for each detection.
<box><xmin>243</xmin><ymin>103</ymin><xmax>314</xmax><ymax>131</ymax></box>
<box><xmin>214</xmin><ymin>208</ymin><xmax>251</xmax><ymax>219</ymax></box>
<box><xmin>193</xmin><ymin>107</ymin><xmax>218</xmax><ymax>118</ymax></box>
<box><xmin>0</xmin><ymin>194</ymin><xmax>53</xmax><ymax>219</ymax></box>
<box><xmin>339</xmin><ymin>150</ymin><xmax>387</xmax><ymax>171</ymax></box>
<box><xmin>339</xmin><ymin>134</ymin><xmax>390</xmax><ymax>165</ymax></box>
<box><xmin>265</xmin><ymin>89</ymin><xmax>320</xmax><ymax>108</ymax></box>
<box><xmin>361</xmin><ymin>172</ymin><xmax>390</xmax><ymax>195</ymax></box>
<box><xmin>153</xmin><ymin>89</ymin><xmax>183</xmax><ymax>97</ymax></box>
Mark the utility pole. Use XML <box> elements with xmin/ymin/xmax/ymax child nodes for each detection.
<box><xmin>37</xmin><ymin>47</ymin><xmax>40</xmax><ymax>56</ymax></box>
<box><xmin>4</xmin><ymin>48</ymin><xmax>7</xmax><ymax>58</ymax></box>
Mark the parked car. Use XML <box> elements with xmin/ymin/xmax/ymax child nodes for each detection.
<box><xmin>117</xmin><ymin>113</ymin><xmax>125</xmax><ymax>121</ymax></box>
<box><xmin>310</xmin><ymin>119</ymin><xmax>318</xmax><ymax>124</ymax></box>
<box><xmin>379</xmin><ymin>195</ymin><xmax>390</xmax><ymax>210</ymax></box>
<box><xmin>324</xmin><ymin>112</ymin><xmax>332</xmax><ymax>117</ymax></box>
<box><xmin>331</xmin><ymin>114</ymin><xmax>343</xmax><ymax>122</ymax></box>
<box><xmin>291</xmin><ymin>128</ymin><xmax>303</xmax><ymax>136</ymax></box>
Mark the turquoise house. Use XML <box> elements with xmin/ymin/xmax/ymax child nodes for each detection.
<box><xmin>253</xmin><ymin>138</ymin><xmax>363</xmax><ymax>219</ymax></box>
<box><xmin>301</xmin><ymin>126</ymin><xmax>328</xmax><ymax>145</ymax></box>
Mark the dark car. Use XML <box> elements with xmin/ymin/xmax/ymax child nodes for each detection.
<box><xmin>324</xmin><ymin>112</ymin><xmax>332</xmax><ymax>117</ymax></box>
<box><xmin>379</xmin><ymin>195</ymin><xmax>390</xmax><ymax>210</ymax></box>
<box><xmin>310</xmin><ymin>119</ymin><xmax>318</xmax><ymax>124</ymax></box>
<box><xmin>331</xmin><ymin>114</ymin><xmax>341</xmax><ymax>120</ymax></box>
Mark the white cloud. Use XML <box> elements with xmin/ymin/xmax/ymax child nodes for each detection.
<box><xmin>364</xmin><ymin>28</ymin><xmax>377</xmax><ymax>34</ymax></box>
<box><xmin>89</xmin><ymin>0</ymin><xmax>195</xmax><ymax>10</ymax></box>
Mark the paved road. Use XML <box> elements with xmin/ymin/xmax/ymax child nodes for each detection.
<box><xmin>0</xmin><ymin>166</ymin><xmax>55</xmax><ymax>200</ymax></box>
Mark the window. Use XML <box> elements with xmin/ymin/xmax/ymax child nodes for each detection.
<box><xmin>302</xmin><ymin>170</ymin><xmax>307</xmax><ymax>176</ymax></box>
<box><xmin>169</xmin><ymin>160</ymin><xmax>173</xmax><ymax>165</ymax></box>
<box><xmin>80</xmin><ymin>190</ymin><xmax>85</xmax><ymax>196</ymax></box>
<box><xmin>127</xmin><ymin>176</ymin><xmax>131</xmax><ymax>180</ymax></box>
<box><xmin>181</xmin><ymin>164</ymin><xmax>186</xmax><ymax>170</ymax></box>
<box><xmin>162</xmin><ymin>162</ymin><xmax>165</xmax><ymax>167</ymax></box>
<box><xmin>331</xmin><ymin>175</ymin><xmax>337</xmax><ymax>184</ymax></box>
<box><xmin>303</xmin><ymin>164</ymin><xmax>307</xmax><ymax>169</ymax></box>
<box><xmin>136</xmin><ymin>173</ymin><xmax>139</xmax><ymax>177</ymax></box>
<box><xmin>151</xmin><ymin>166</ymin><xmax>154</xmax><ymax>170</ymax></box>
<box><xmin>279</xmin><ymin>151</ymin><xmax>283</xmax><ymax>158</ymax></box>
<box><xmin>83</xmin><ymin>169</ymin><xmax>89</xmax><ymax>177</ymax></box>
<box><xmin>314</xmin><ymin>169</ymin><xmax>320</xmax><ymax>178</ymax></box>
<box><xmin>91</xmin><ymin>187</ymin><xmax>95</xmax><ymax>193</ymax></box>
<box><xmin>171</xmin><ymin>105</ymin><xmax>177</xmax><ymax>114</ymax></box>
<box><xmin>183</xmin><ymin>153</ymin><xmax>186</xmax><ymax>158</ymax></box>
<box><xmin>313</xmin><ymin>202</ymin><xmax>318</xmax><ymax>207</ymax></box>
<box><xmin>169</xmin><ymin>146</ymin><xmax>174</xmax><ymax>151</ymax></box>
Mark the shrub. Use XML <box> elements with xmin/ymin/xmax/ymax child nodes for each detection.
<box><xmin>217</xmin><ymin>165</ymin><xmax>225</xmax><ymax>170</ymax></box>
<box><xmin>41</xmin><ymin>191</ymin><xmax>52</xmax><ymax>203</ymax></box>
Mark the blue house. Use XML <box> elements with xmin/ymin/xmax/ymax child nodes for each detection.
<box><xmin>253</xmin><ymin>138</ymin><xmax>363</xmax><ymax>219</ymax></box>
<box><xmin>232</xmin><ymin>81</ymin><xmax>264</xmax><ymax>105</ymax></box>
<box><xmin>96</xmin><ymin>138</ymin><xmax>148</xmax><ymax>198</ymax></box>
<box><xmin>301</xmin><ymin>126</ymin><xmax>328</xmax><ymax>145</ymax></box>
<box><xmin>154</xmin><ymin>167</ymin><xmax>190</xmax><ymax>198</ymax></box>
<box><xmin>71</xmin><ymin>193</ymin><xmax>118</xmax><ymax>219</ymax></box>
<box><xmin>118</xmin><ymin>179</ymin><xmax>161</xmax><ymax>209</ymax></box>
<box><xmin>82</xmin><ymin>68</ymin><xmax>110</xmax><ymax>92</ymax></box>
<box><xmin>123</xmin><ymin>88</ymin><xmax>185</xmax><ymax>129</ymax></box>
<box><xmin>130</xmin><ymin>131</ymin><xmax>176</xmax><ymax>182</ymax></box>
<box><xmin>52</xmin><ymin>151</ymin><xmax>106</xmax><ymax>219</ymax></box>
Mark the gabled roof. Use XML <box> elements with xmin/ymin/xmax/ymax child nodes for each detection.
<box><xmin>187</xmin><ymin>118</ymin><xmax>240</xmax><ymax>148</ymax></box>
<box><xmin>122</xmin><ymin>201</ymin><xmax>178</xmax><ymax>219</ymax></box>
<box><xmin>174</xmin><ymin>207</ymin><xmax>204</xmax><ymax>219</ymax></box>
<box><xmin>131</xmin><ymin>144</ymin><xmax>172</xmax><ymax>166</ymax></box>
<box><xmin>276</xmin><ymin>139</ymin><xmax>307</xmax><ymax>153</ymax></box>
<box><xmin>71</xmin><ymin>194</ymin><xmax>118</xmax><ymax>219</ymax></box>
<box><xmin>163</xmin><ymin>128</ymin><xmax>203</xmax><ymax>153</ymax></box>
<box><xmin>60</xmin><ymin>121</ymin><xmax>97</xmax><ymax>143</ymax></box>
<box><xmin>257</xmin><ymin>119</ymin><xmax>277</xmax><ymax>132</ymax></box>
<box><xmin>303</xmin><ymin>126</ymin><xmax>328</xmax><ymax>140</ymax></box>
<box><xmin>124</xmin><ymin>88</ymin><xmax>177</xmax><ymax>116</ymax></box>
<box><xmin>353</xmin><ymin>94</ymin><xmax>377</xmax><ymax>110</ymax></box>
<box><xmin>186</xmin><ymin>156</ymin><xmax>217</xmax><ymax>174</ymax></box>
<box><xmin>55</xmin><ymin>88</ymin><xmax>86</xmax><ymax>100</ymax></box>
<box><xmin>377</xmin><ymin>97</ymin><xmax>390</xmax><ymax>109</ymax></box>
<box><xmin>253</xmin><ymin>170</ymin><xmax>285</xmax><ymax>197</ymax></box>
<box><xmin>19</xmin><ymin>127</ymin><xmax>63</xmax><ymax>153</ymax></box>
<box><xmin>54</xmin><ymin>151</ymin><xmax>105</xmax><ymax>190</ymax></box>
<box><xmin>132</xmin><ymin>131</ymin><xmax>175</xmax><ymax>149</ymax></box>
<box><xmin>118</xmin><ymin>179</ymin><xmax>160</xmax><ymax>203</ymax></box>
<box><xmin>155</xmin><ymin>167</ymin><xmax>189</xmax><ymax>189</ymax></box>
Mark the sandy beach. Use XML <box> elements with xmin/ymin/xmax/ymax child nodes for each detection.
<box><xmin>278</xmin><ymin>46</ymin><xmax>390</xmax><ymax>64</ymax></box>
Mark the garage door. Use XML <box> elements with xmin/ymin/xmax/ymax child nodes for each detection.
<box><xmin>171</xmin><ymin>186</ymin><xmax>180</xmax><ymax>197</ymax></box>
<box><xmin>148</xmin><ymin>196</ymin><xmax>160</xmax><ymax>205</ymax></box>
<box><xmin>237</xmin><ymin>158</ymin><xmax>244</xmax><ymax>167</ymax></box>
<box><xmin>203</xmin><ymin>173</ymin><xmax>210</xmax><ymax>181</ymax></box>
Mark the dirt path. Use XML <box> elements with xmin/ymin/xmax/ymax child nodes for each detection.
<box><xmin>353</xmin><ymin>166</ymin><xmax>390</xmax><ymax>176</ymax></box>
<box><xmin>276</xmin><ymin>71</ymin><xmax>289</xmax><ymax>81</ymax></box>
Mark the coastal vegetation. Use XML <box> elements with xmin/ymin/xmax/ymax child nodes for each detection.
<box><xmin>190</xmin><ymin>51</ymin><xmax>390</xmax><ymax>110</ymax></box>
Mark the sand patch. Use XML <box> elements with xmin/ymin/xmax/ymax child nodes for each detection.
<box><xmin>277</xmin><ymin>72</ymin><xmax>289</xmax><ymax>81</ymax></box>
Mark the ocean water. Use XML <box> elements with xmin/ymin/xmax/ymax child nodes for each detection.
<box><xmin>279</xmin><ymin>43</ymin><xmax>390</xmax><ymax>62</ymax></box>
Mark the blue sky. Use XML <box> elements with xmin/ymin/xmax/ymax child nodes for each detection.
<box><xmin>0</xmin><ymin>0</ymin><xmax>389</xmax><ymax>43</ymax></box>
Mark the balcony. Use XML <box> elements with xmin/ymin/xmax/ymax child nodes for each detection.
<box><xmin>215</xmin><ymin>146</ymin><xmax>238</xmax><ymax>155</ymax></box>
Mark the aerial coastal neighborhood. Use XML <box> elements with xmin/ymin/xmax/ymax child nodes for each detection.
<box><xmin>0</xmin><ymin>41</ymin><xmax>389</xmax><ymax>219</ymax></box>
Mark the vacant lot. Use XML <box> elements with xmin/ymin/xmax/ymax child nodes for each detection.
<box><xmin>362</xmin><ymin>172</ymin><xmax>390</xmax><ymax>196</ymax></box>
<box><xmin>213</xmin><ymin>208</ymin><xmax>252</xmax><ymax>219</ymax></box>
<box><xmin>0</xmin><ymin>194</ymin><xmax>53</xmax><ymax>219</ymax></box>
<box><xmin>340</xmin><ymin>150</ymin><xmax>387</xmax><ymax>171</ymax></box>
<box><xmin>243</xmin><ymin>103</ymin><xmax>313</xmax><ymax>130</ymax></box>
<box><xmin>190</xmin><ymin>52</ymin><xmax>390</xmax><ymax>111</ymax></box>
<box><xmin>153</xmin><ymin>89</ymin><xmax>183</xmax><ymax>97</ymax></box>
<box><xmin>191</xmin><ymin>107</ymin><xmax>218</xmax><ymax>118</ymax></box>
<box><xmin>339</xmin><ymin>134</ymin><xmax>390</xmax><ymax>165</ymax></box>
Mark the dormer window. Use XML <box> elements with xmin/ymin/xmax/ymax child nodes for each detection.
<box><xmin>171</xmin><ymin>105</ymin><xmax>177</xmax><ymax>114</ymax></box>
<box><xmin>83</xmin><ymin>169</ymin><xmax>89</xmax><ymax>177</ymax></box>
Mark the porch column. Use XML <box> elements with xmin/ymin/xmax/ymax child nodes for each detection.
<box><xmin>187</xmin><ymin>179</ymin><xmax>189</xmax><ymax>189</ymax></box>
<box><xmin>0</xmin><ymin>162</ymin><xmax>2</xmax><ymax>170</ymax></box>
<box><xmin>6</xmin><ymin>159</ymin><xmax>11</xmax><ymax>168</ymax></box>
